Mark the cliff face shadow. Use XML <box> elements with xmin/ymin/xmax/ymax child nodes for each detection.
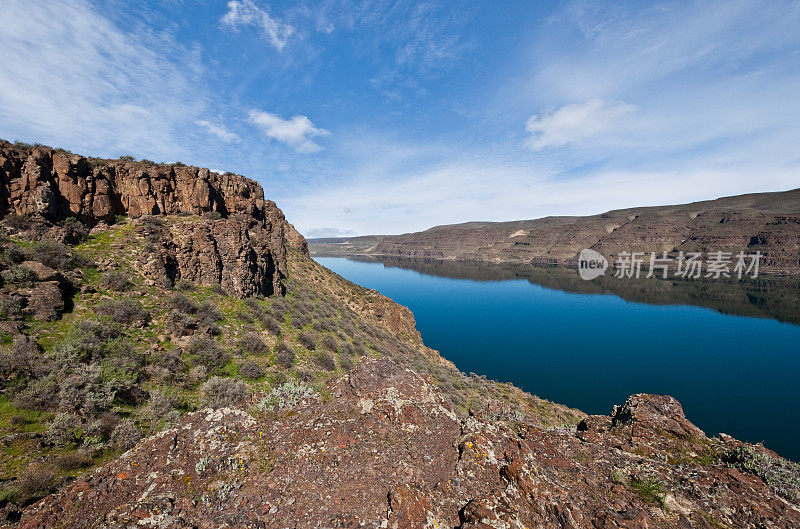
<box><xmin>348</xmin><ymin>255</ymin><xmax>800</xmax><ymax>326</ymax></box>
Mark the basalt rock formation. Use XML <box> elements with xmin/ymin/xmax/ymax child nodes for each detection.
<box><xmin>309</xmin><ymin>187</ymin><xmax>800</xmax><ymax>275</ymax></box>
<box><xmin>18</xmin><ymin>358</ymin><xmax>800</xmax><ymax>529</ymax></box>
<box><xmin>0</xmin><ymin>140</ymin><xmax>307</xmax><ymax>297</ymax></box>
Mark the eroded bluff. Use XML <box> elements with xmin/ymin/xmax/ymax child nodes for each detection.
<box><xmin>0</xmin><ymin>140</ymin><xmax>307</xmax><ymax>297</ymax></box>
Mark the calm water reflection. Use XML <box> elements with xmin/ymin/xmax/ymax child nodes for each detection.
<box><xmin>316</xmin><ymin>256</ymin><xmax>800</xmax><ymax>461</ymax></box>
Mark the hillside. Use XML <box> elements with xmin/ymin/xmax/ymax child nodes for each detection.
<box><xmin>1</xmin><ymin>141</ymin><xmax>799</xmax><ymax>528</ymax></box>
<box><xmin>309</xmin><ymin>188</ymin><xmax>800</xmax><ymax>274</ymax></box>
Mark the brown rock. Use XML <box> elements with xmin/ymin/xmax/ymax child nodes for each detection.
<box><xmin>20</xmin><ymin>260</ymin><xmax>58</xmax><ymax>281</ymax></box>
<box><xmin>26</xmin><ymin>281</ymin><xmax>64</xmax><ymax>321</ymax></box>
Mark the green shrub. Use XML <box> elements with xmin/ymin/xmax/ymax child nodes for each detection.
<box><xmin>256</xmin><ymin>381</ymin><xmax>315</xmax><ymax>411</ymax></box>
<box><xmin>276</xmin><ymin>342</ymin><xmax>294</xmax><ymax>368</ymax></box>
<box><xmin>239</xmin><ymin>332</ymin><xmax>267</xmax><ymax>355</ymax></box>
<box><xmin>239</xmin><ymin>360</ymin><xmax>264</xmax><ymax>380</ymax></box>
<box><xmin>100</xmin><ymin>270</ymin><xmax>131</xmax><ymax>291</ymax></box>
<box><xmin>202</xmin><ymin>376</ymin><xmax>247</xmax><ymax>408</ymax></box>
<box><xmin>26</xmin><ymin>240</ymin><xmax>73</xmax><ymax>270</ymax></box>
<box><xmin>187</xmin><ymin>335</ymin><xmax>228</xmax><ymax>369</ymax></box>
<box><xmin>297</xmin><ymin>332</ymin><xmax>315</xmax><ymax>350</ymax></box>
<box><xmin>311</xmin><ymin>350</ymin><xmax>336</xmax><ymax>371</ymax></box>
<box><xmin>2</xmin><ymin>264</ymin><xmax>37</xmax><ymax>286</ymax></box>
<box><xmin>95</xmin><ymin>299</ymin><xmax>150</xmax><ymax>325</ymax></box>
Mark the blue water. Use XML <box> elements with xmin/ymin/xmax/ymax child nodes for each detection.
<box><xmin>316</xmin><ymin>257</ymin><xmax>800</xmax><ymax>461</ymax></box>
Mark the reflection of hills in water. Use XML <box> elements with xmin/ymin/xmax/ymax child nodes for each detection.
<box><xmin>348</xmin><ymin>256</ymin><xmax>800</xmax><ymax>326</ymax></box>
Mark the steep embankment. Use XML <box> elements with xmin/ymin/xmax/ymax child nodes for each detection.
<box><xmin>1</xmin><ymin>140</ymin><xmax>798</xmax><ymax>528</ymax></box>
<box><xmin>310</xmin><ymin>188</ymin><xmax>800</xmax><ymax>274</ymax></box>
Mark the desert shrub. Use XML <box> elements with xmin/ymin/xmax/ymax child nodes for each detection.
<box><xmin>2</xmin><ymin>264</ymin><xmax>37</xmax><ymax>286</ymax></box>
<box><xmin>58</xmin><ymin>364</ymin><xmax>113</xmax><ymax>415</ymax></box>
<box><xmin>2</xmin><ymin>214</ymin><xmax>36</xmax><ymax>232</ymax></box>
<box><xmin>88</xmin><ymin>412</ymin><xmax>120</xmax><ymax>441</ymax></box>
<box><xmin>44</xmin><ymin>412</ymin><xmax>80</xmax><ymax>447</ymax></box>
<box><xmin>188</xmin><ymin>365</ymin><xmax>207</xmax><ymax>385</ymax></box>
<box><xmin>340</xmin><ymin>342</ymin><xmax>355</xmax><ymax>357</ymax></box>
<box><xmin>95</xmin><ymin>299</ymin><xmax>149</xmax><ymax>325</ymax></box>
<box><xmin>339</xmin><ymin>354</ymin><xmax>354</xmax><ymax>371</ymax></box>
<box><xmin>276</xmin><ymin>342</ymin><xmax>295</xmax><ymax>368</ymax></box>
<box><xmin>101</xmin><ymin>270</ymin><xmax>131</xmax><ymax>291</ymax></box>
<box><xmin>239</xmin><ymin>332</ymin><xmax>267</xmax><ymax>355</ymax></box>
<box><xmin>262</xmin><ymin>315</ymin><xmax>281</xmax><ymax>336</ymax></box>
<box><xmin>139</xmin><ymin>216</ymin><xmax>165</xmax><ymax>231</ymax></box>
<box><xmin>10</xmin><ymin>336</ymin><xmax>43</xmax><ymax>376</ymax></box>
<box><xmin>13</xmin><ymin>375</ymin><xmax>60</xmax><ymax>411</ymax></box>
<box><xmin>2</xmin><ymin>245</ymin><xmax>25</xmax><ymax>263</ymax></box>
<box><xmin>167</xmin><ymin>310</ymin><xmax>196</xmax><ymax>335</ymax></box>
<box><xmin>236</xmin><ymin>310</ymin><xmax>253</xmax><ymax>324</ymax></box>
<box><xmin>201</xmin><ymin>376</ymin><xmax>247</xmax><ymax>409</ymax></box>
<box><xmin>170</xmin><ymin>292</ymin><xmax>197</xmax><ymax>313</ymax></box>
<box><xmin>321</xmin><ymin>334</ymin><xmax>338</xmax><ymax>352</ymax></box>
<box><xmin>26</xmin><ymin>240</ymin><xmax>73</xmax><ymax>270</ymax></box>
<box><xmin>119</xmin><ymin>155</ymin><xmax>136</xmax><ymax>162</ymax></box>
<box><xmin>203</xmin><ymin>211</ymin><xmax>222</xmax><ymax>220</ymax></box>
<box><xmin>111</xmin><ymin>419</ymin><xmax>141</xmax><ymax>449</ymax></box>
<box><xmin>724</xmin><ymin>445</ymin><xmax>800</xmax><ymax>501</ymax></box>
<box><xmin>295</xmin><ymin>300</ymin><xmax>314</xmax><ymax>316</ymax></box>
<box><xmin>156</xmin><ymin>349</ymin><xmax>186</xmax><ymax>375</ymax></box>
<box><xmin>256</xmin><ymin>381</ymin><xmax>315</xmax><ymax>411</ymax></box>
<box><xmin>15</xmin><ymin>463</ymin><xmax>56</xmax><ymax>500</ymax></box>
<box><xmin>174</xmin><ymin>279</ymin><xmax>195</xmax><ymax>291</ymax></box>
<box><xmin>54</xmin><ymin>451</ymin><xmax>91</xmax><ymax>471</ymax></box>
<box><xmin>60</xmin><ymin>217</ymin><xmax>89</xmax><ymax>244</ymax></box>
<box><xmin>311</xmin><ymin>350</ymin><xmax>336</xmax><ymax>371</ymax></box>
<box><xmin>186</xmin><ymin>335</ymin><xmax>228</xmax><ymax>369</ymax></box>
<box><xmin>290</xmin><ymin>313</ymin><xmax>310</xmax><ymax>329</ymax></box>
<box><xmin>0</xmin><ymin>294</ymin><xmax>25</xmax><ymax>318</ymax></box>
<box><xmin>143</xmin><ymin>389</ymin><xmax>180</xmax><ymax>429</ymax></box>
<box><xmin>270</xmin><ymin>298</ymin><xmax>289</xmax><ymax>316</ymax></box>
<box><xmin>297</xmin><ymin>332</ymin><xmax>315</xmax><ymax>350</ymax></box>
<box><xmin>239</xmin><ymin>360</ymin><xmax>264</xmax><ymax>380</ymax></box>
<box><xmin>314</xmin><ymin>318</ymin><xmax>336</xmax><ymax>333</ymax></box>
<box><xmin>196</xmin><ymin>302</ymin><xmax>222</xmax><ymax>327</ymax></box>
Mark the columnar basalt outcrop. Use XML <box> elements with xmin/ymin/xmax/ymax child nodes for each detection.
<box><xmin>0</xmin><ymin>140</ymin><xmax>307</xmax><ymax>297</ymax></box>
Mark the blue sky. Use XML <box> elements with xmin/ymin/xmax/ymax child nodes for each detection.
<box><xmin>2</xmin><ymin>0</ymin><xmax>799</xmax><ymax>236</ymax></box>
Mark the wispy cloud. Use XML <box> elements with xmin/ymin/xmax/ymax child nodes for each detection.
<box><xmin>525</xmin><ymin>99</ymin><xmax>636</xmax><ymax>150</ymax></box>
<box><xmin>525</xmin><ymin>100</ymin><xmax>636</xmax><ymax>150</ymax></box>
<box><xmin>0</xmin><ymin>0</ymin><xmax>205</xmax><ymax>160</ymax></box>
<box><xmin>248</xmin><ymin>110</ymin><xmax>329</xmax><ymax>153</ymax></box>
<box><xmin>221</xmin><ymin>0</ymin><xmax>294</xmax><ymax>51</ymax></box>
<box><xmin>196</xmin><ymin>120</ymin><xmax>241</xmax><ymax>143</ymax></box>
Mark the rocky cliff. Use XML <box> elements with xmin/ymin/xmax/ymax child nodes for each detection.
<box><xmin>0</xmin><ymin>140</ymin><xmax>307</xmax><ymax>297</ymax></box>
<box><xmin>309</xmin><ymin>188</ymin><xmax>800</xmax><ymax>275</ymax></box>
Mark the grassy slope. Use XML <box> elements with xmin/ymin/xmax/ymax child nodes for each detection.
<box><xmin>0</xmin><ymin>217</ymin><xmax>581</xmax><ymax>506</ymax></box>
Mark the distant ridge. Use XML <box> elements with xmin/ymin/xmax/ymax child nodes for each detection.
<box><xmin>309</xmin><ymin>188</ymin><xmax>800</xmax><ymax>275</ymax></box>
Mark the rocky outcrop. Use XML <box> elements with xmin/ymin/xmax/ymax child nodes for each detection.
<box><xmin>18</xmin><ymin>358</ymin><xmax>800</xmax><ymax>528</ymax></box>
<box><xmin>309</xmin><ymin>188</ymin><xmax>800</xmax><ymax>275</ymax></box>
<box><xmin>0</xmin><ymin>140</ymin><xmax>308</xmax><ymax>298</ymax></box>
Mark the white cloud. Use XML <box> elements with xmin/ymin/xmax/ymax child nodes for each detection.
<box><xmin>221</xmin><ymin>0</ymin><xmax>293</xmax><ymax>51</ymax></box>
<box><xmin>248</xmin><ymin>110</ymin><xmax>329</xmax><ymax>153</ymax></box>
<box><xmin>525</xmin><ymin>100</ymin><xmax>636</xmax><ymax>150</ymax></box>
<box><xmin>196</xmin><ymin>120</ymin><xmax>241</xmax><ymax>143</ymax></box>
<box><xmin>305</xmin><ymin>227</ymin><xmax>357</xmax><ymax>239</ymax></box>
<box><xmin>0</xmin><ymin>0</ymin><xmax>205</xmax><ymax>160</ymax></box>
